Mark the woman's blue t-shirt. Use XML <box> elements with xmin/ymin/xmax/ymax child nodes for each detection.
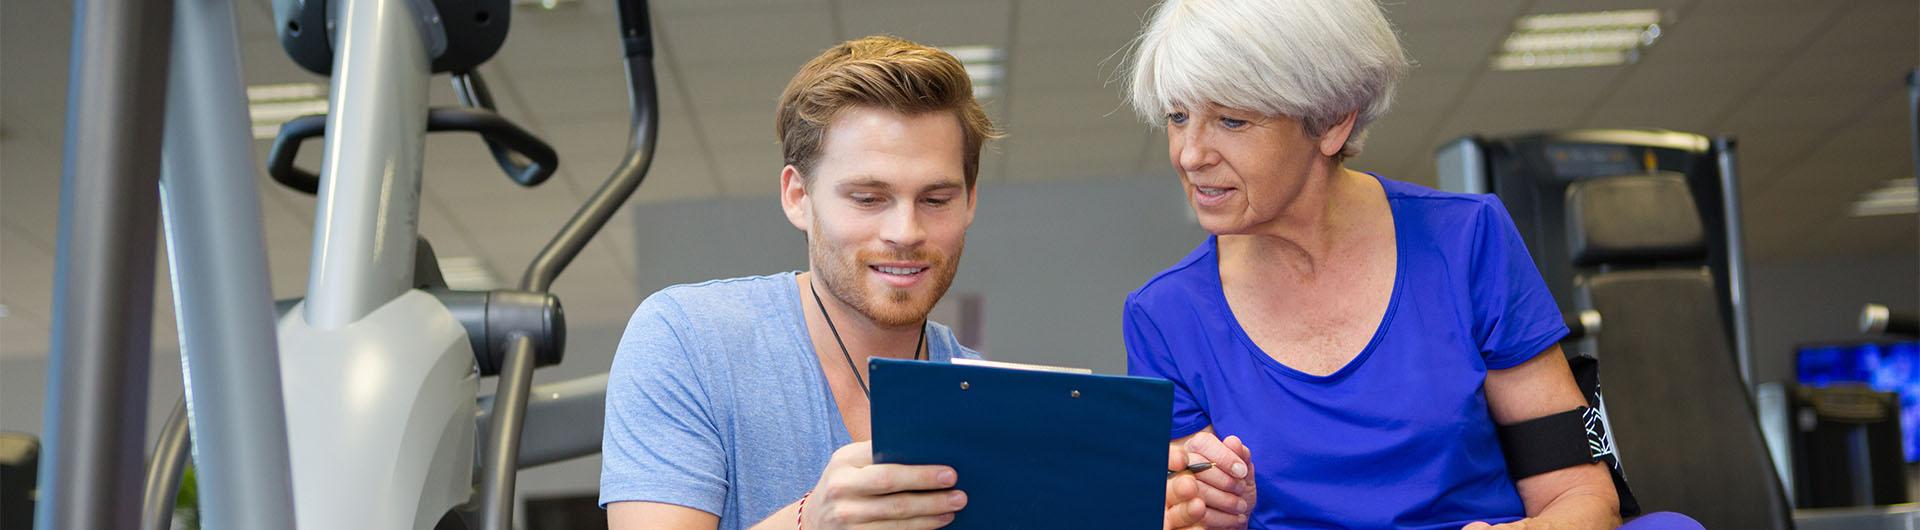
<box><xmin>1123</xmin><ymin>176</ymin><xmax>1569</xmax><ymax>529</ymax></box>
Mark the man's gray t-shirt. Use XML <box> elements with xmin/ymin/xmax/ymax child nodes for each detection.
<box><xmin>600</xmin><ymin>272</ymin><xmax>979</xmax><ymax>529</ymax></box>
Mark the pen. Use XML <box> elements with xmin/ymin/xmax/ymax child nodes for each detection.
<box><xmin>1167</xmin><ymin>461</ymin><xmax>1214</xmax><ymax>478</ymax></box>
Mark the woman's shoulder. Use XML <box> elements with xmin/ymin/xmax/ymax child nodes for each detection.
<box><xmin>1376</xmin><ymin>175</ymin><xmax>1512</xmax><ymax>243</ymax></box>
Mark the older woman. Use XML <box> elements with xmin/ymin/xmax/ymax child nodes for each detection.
<box><xmin>1123</xmin><ymin>1</ymin><xmax>1672</xmax><ymax>529</ymax></box>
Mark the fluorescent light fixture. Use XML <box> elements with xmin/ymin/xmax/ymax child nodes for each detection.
<box><xmin>1515</xmin><ymin>9</ymin><xmax>1661</xmax><ymax>32</ymax></box>
<box><xmin>247</xmin><ymin>82</ymin><xmax>328</xmax><ymax>139</ymax></box>
<box><xmin>941</xmin><ymin>45</ymin><xmax>1004</xmax><ymax>100</ymax></box>
<box><xmin>439</xmin><ymin>256</ymin><xmax>504</xmax><ymax>291</ymax></box>
<box><xmin>1493</xmin><ymin>9</ymin><xmax>1663</xmax><ymax>71</ymax></box>
<box><xmin>1494</xmin><ymin>50</ymin><xmax>1636</xmax><ymax>71</ymax></box>
<box><xmin>1849</xmin><ymin>178</ymin><xmax>1919</xmax><ymax>217</ymax></box>
<box><xmin>511</xmin><ymin>0</ymin><xmax>577</xmax><ymax>10</ymax></box>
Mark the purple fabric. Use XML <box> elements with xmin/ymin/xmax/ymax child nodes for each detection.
<box><xmin>1621</xmin><ymin>512</ymin><xmax>1705</xmax><ymax>530</ymax></box>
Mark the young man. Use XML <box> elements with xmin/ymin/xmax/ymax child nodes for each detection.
<box><xmin>600</xmin><ymin>36</ymin><xmax>999</xmax><ymax>530</ymax></box>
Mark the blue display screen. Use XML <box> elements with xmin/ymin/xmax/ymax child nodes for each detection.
<box><xmin>1797</xmin><ymin>341</ymin><xmax>1920</xmax><ymax>461</ymax></box>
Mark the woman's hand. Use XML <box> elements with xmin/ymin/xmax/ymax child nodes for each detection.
<box><xmin>1165</xmin><ymin>432</ymin><xmax>1256</xmax><ymax>529</ymax></box>
<box><xmin>1166</xmin><ymin>444</ymin><xmax>1208</xmax><ymax>530</ymax></box>
<box><xmin>1464</xmin><ymin>518</ymin><xmax>1551</xmax><ymax>530</ymax></box>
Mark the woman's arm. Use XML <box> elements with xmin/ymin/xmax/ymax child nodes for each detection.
<box><xmin>1474</xmin><ymin>345</ymin><xmax>1620</xmax><ymax>530</ymax></box>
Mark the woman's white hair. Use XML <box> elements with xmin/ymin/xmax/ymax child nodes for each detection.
<box><xmin>1127</xmin><ymin>0</ymin><xmax>1410</xmax><ymax>158</ymax></box>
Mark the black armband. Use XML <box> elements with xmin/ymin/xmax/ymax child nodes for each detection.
<box><xmin>1497</xmin><ymin>406</ymin><xmax>1617</xmax><ymax>479</ymax></box>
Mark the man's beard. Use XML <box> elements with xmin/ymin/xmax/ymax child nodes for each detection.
<box><xmin>810</xmin><ymin>233</ymin><xmax>962</xmax><ymax>328</ymax></box>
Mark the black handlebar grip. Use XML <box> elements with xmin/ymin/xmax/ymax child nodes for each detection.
<box><xmin>262</xmin><ymin>108</ymin><xmax>559</xmax><ymax>194</ymax></box>
<box><xmin>265</xmin><ymin>114</ymin><xmax>328</xmax><ymax>194</ymax></box>
<box><xmin>425</xmin><ymin>107</ymin><xmax>559</xmax><ymax>187</ymax></box>
<box><xmin>617</xmin><ymin>0</ymin><xmax>653</xmax><ymax>59</ymax></box>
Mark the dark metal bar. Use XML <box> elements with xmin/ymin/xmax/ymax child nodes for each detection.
<box><xmin>478</xmin><ymin>335</ymin><xmax>537</xmax><ymax>530</ymax></box>
<box><xmin>37</xmin><ymin>0</ymin><xmax>175</xmax><ymax>526</ymax></box>
<box><xmin>140</xmin><ymin>400</ymin><xmax>191</xmax><ymax>530</ymax></box>
<box><xmin>478</xmin><ymin>1</ymin><xmax>658</xmax><ymax>528</ymax></box>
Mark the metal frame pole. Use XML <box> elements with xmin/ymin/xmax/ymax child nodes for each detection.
<box><xmin>36</xmin><ymin>0</ymin><xmax>174</xmax><ymax>527</ymax></box>
<box><xmin>301</xmin><ymin>0</ymin><xmax>433</xmax><ymax>329</ymax></box>
<box><xmin>1713</xmin><ymin>136</ymin><xmax>1755</xmax><ymax>388</ymax></box>
<box><xmin>158</xmin><ymin>0</ymin><xmax>299</xmax><ymax>526</ymax></box>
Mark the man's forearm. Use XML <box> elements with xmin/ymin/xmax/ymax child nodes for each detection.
<box><xmin>748</xmin><ymin>499</ymin><xmax>803</xmax><ymax>530</ymax></box>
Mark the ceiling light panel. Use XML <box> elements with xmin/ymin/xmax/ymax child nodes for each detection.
<box><xmin>1493</xmin><ymin>9</ymin><xmax>1664</xmax><ymax>72</ymax></box>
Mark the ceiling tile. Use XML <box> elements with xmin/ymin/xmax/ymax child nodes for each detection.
<box><xmin>838</xmin><ymin>0</ymin><xmax>1011</xmax><ymax>45</ymax></box>
<box><xmin>1650</xmin><ymin>2</ymin><xmax>1841</xmax><ymax>62</ymax></box>
<box><xmin>1007</xmin><ymin>45</ymin><xmax>1135</xmax><ymax>94</ymax></box>
<box><xmin>660</xmin><ymin>4</ymin><xmax>837</xmax><ymax>66</ymax></box>
<box><xmin>678</xmin><ymin>60</ymin><xmax>800</xmax><ymax>117</ymax></box>
<box><xmin>1458</xmin><ymin>67</ymin><xmax>1631</xmax><ymax>108</ymax></box>
<box><xmin>1398</xmin><ymin>25</ymin><xmax>1506</xmax><ymax>71</ymax></box>
<box><xmin>1381</xmin><ymin>0</ymin><xmax>1526</xmax><ymax>30</ymax></box>
<box><xmin>0</xmin><ymin>135</ymin><xmax>63</xmax><ymax>247</ymax></box>
<box><xmin>1013</xmin><ymin>0</ymin><xmax>1157</xmax><ymax>50</ymax></box>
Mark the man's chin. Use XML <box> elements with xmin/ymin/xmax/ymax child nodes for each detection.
<box><xmin>862</xmin><ymin>293</ymin><xmax>936</xmax><ymax>328</ymax></box>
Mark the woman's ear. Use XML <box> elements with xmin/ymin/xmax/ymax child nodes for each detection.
<box><xmin>1317</xmin><ymin>111</ymin><xmax>1358</xmax><ymax>158</ymax></box>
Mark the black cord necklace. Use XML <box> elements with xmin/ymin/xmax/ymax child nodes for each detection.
<box><xmin>808</xmin><ymin>276</ymin><xmax>925</xmax><ymax>396</ymax></box>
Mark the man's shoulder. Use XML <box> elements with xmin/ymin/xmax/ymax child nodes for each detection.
<box><xmin>635</xmin><ymin>273</ymin><xmax>799</xmax><ymax>327</ymax></box>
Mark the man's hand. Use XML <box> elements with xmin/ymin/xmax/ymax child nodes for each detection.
<box><xmin>801</xmin><ymin>441</ymin><xmax>966</xmax><ymax>530</ymax></box>
<box><xmin>1165</xmin><ymin>432</ymin><xmax>1255</xmax><ymax>530</ymax></box>
<box><xmin>1464</xmin><ymin>518</ymin><xmax>1551</xmax><ymax>530</ymax></box>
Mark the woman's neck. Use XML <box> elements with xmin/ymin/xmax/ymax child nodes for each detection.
<box><xmin>1221</xmin><ymin>166</ymin><xmax>1375</xmax><ymax>280</ymax></box>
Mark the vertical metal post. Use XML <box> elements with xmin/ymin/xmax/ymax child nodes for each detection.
<box><xmin>302</xmin><ymin>0</ymin><xmax>433</xmax><ymax>329</ymax></box>
<box><xmin>158</xmin><ymin>0</ymin><xmax>299</xmax><ymax>527</ymax></box>
<box><xmin>36</xmin><ymin>0</ymin><xmax>173</xmax><ymax>527</ymax></box>
<box><xmin>1714</xmin><ymin>136</ymin><xmax>1755</xmax><ymax>387</ymax></box>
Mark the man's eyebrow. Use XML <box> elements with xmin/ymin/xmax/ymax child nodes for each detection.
<box><xmin>835</xmin><ymin>177</ymin><xmax>893</xmax><ymax>191</ymax></box>
<box><xmin>834</xmin><ymin>177</ymin><xmax>966</xmax><ymax>193</ymax></box>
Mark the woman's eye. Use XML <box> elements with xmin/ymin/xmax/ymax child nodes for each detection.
<box><xmin>1167</xmin><ymin>112</ymin><xmax>1188</xmax><ymax>125</ymax></box>
<box><xmin>1220</xmin><ymin>117</ymin><xmax>1249</xmax><ymax>129</ymax></box>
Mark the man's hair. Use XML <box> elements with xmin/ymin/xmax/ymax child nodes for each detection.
<box><xmin>777</xmin><ymin>35</ymin><xmax>1001</xmax><ymax>188</ymax></box>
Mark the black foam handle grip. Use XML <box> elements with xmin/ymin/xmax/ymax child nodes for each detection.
<box><xmin>617</xmin><ymin>0</ymin><xmax>653</xmax><ymax>59</ymax></box>
<box><xmin>264</xmin><ymin>107</ymin><xmax>559</xmax><ymax>194</ymax></box>
<box><xmin>425</xmin><ymin>107</ymin><xmax>558</xmax><ymax>187</ymax></box>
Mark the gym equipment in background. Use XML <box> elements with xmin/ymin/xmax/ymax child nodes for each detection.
<box><xmin>41</xmin><ymin>0</ymin><xmax>658</xmax><ymax>528</ymax></box>
<box><xmin>1439</xmin><ymin>130</ymin><xmax>1792</xmax><ymax>529</ymax></box>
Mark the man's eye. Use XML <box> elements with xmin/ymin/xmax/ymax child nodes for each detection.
<box><xmin>923</xmin><ymin>197</ymin><xmax>952</xmax><ymax>207</ymax></box>
<box><xmin>851</xmin><ymin>194</ymin><xmax>883</xmax><ymax>205</ymax></box>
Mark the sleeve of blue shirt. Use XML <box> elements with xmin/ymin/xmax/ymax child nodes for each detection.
<box><xmin>1123</xmin><ymin>295</ymin><xmax>1212</xmax><ymax>439</ymax></box>
<box><xmin>599</xmin><ymin>292</ymin><xmax>730</xmax><ymax>514</ymax></box>
<box><xmin>1469</xmin><ymin>195</ymin><xmax>1570</xmax><ymax>370</ymax></box>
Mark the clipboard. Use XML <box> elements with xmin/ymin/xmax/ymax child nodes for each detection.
<box><xmin>869</xmin><ymin>358</ymin><xmax>1173</xmax><ymax>529</ymax></box>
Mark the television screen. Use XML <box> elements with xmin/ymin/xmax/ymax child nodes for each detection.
<box><xmin>1797</xmin><ymin>340</ymin><xmax>1920</xmax><ymax>461</ymax></box>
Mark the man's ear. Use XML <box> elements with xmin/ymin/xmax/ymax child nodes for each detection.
<box><xmin>1317</xmin><ymin>111</ymin><xmax>1358</xmax><ymax>158</ymax></box>
<box><xmin>963</xmin><ymin>182</ymin><xmax>979</xmax><ymax>227</ymax></box>
<box><xmin>780</xmin><ymin>165</ymin><xmax>811</xmax><ymax>233</ymax></box>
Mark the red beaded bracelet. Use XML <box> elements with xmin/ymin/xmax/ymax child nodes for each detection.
<box><xmin>797</xmin><ymin>490</ymin><xmax>812</xmax><ymax>529</ymax></box>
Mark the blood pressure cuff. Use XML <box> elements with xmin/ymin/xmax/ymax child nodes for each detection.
<box><xmin>1496</xmin><ymin>354</ymin><xmax>1641</xmax><ymax>516</ymax></box>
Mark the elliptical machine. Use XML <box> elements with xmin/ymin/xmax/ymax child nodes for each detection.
<box><xmin>37</xmin><ymin>0</ymin><xmax>657</xmax><ymax>528</ymax></box>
